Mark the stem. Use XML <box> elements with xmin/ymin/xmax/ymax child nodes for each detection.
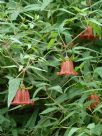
<box><xmin>45</xmin><ymin>87</ymin><xmax>67</xmax><ymax>113</ymax></box>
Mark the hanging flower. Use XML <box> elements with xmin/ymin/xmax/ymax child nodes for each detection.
<box><xmin>11</xmin><ymin>89</ymin><xmax>34</xmax><ymax>106</ymax></box>
<box><xmin>57</xmin><ymin>60</ymin><xmax>78</xmax><ymax>76</ymax></box>
<box><xmin>79</xmin><ymin>26</ymin><xmax>97</xmax><ymax>40</ymax></box>
<box><xmin>88</xmin><ymin>94</ymin><xmax>100</xmax><ymax>111</ymax></box>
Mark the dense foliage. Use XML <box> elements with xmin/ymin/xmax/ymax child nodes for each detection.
<box><xmin>0</xmin><ymin>0</ymin><xmax>102</xmax><ymax>135</ymax></box>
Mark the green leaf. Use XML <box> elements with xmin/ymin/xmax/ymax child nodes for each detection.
<box><xmin>76</xmin><ymin>56</ymin><xmax>94</xmax><ymax>62</ymax></box>
<box><xmin>41</xmin><ymin>0</ymin><xmax>53</xmax><ymax>10</ymax></box>
<box><xmin>63</xmin><ymin>30</ymin><xmax>72</xmax><ymax>43</ymax></box>
<box><xmin>8</xmin><ymin>78</ymin><xmax>21</xmax><ymax>107</ymax></box>
<box><xmin>0</xmin><ymin>126</ymin><xmax>2</xmax><ymax>132</ymax></box>
<box><xmin>55</xmin><ymin>94</ymin><xmax>69</xmax><ymax>104</ymax></box>
<box><xmin>25</xmin><ymin>108</ymin><xmax>39</xmax><ymax>128</ymax></box>
<box><xmin>23</xmin><ymin>4</ymin><xmax>41</xmax><ymax>12</ymax></box>
<box><xmin>89</xmin><ymin>18</ymin><xmax>102</xmax><ymax>26</ymax></box>
<box><xmin>10</xmin><ymin>11</ymin><xmax>19</xmax><ymax>20</ymax></box>
<box><xmin>9</xmin><ymin>105</ymin><xmax>21</xmax><ymax>111</ymax></box>
<box><xmin>12</xmin><ymin>129</ymin><xmax>18</xmax><ymax>136</ymax></box>
<box><xmin>77</xmin><ymin>132</ymin><xmax>86</xmax><ymax>136</ymax></box>
<box><xmin>64</xmin><ymin>127</ymin><xmax>80</xmax><ymax>136</ymax></box>
<box><xmin>55</xmin><ymin>130</ymin><xmax>60</xmax><ymax>136</ymax></box>
<box><xmin>1</xmin><ymin>65</ymin><xmax>17</xmax><ymax>68</ymax></box>
<box><xmin>58</xmin><ymin>8</ymin><xmax>75</xmax><ymax>15</ymax></box>
<box><xmin>0</xmin><ymin>1</ymin><xmax>5</xmax><ymax>3</ymax></box>
<box><xmin>94</xmin><ymin>67</ymin><xmax>102</xmax><ymax>78</ymax></box>
<box><xmin>47</xmin><ymin>38</ymin><xmax>56</xmax><ymax>49</ymax></box>
<box><xmin>87</xmin><ymin>123</ymin><xmax>95</xmax><ymax>129</ymax></box>
<box><xmin>48</xmin><ymin>85</ymin><xmax>63</xmax><ymax>94</ymax></box>
<box><xmin>92</xmin><ymin>124</ymin><xmax>102</xmax><ymax>136</ymax></box>
<box><xmin>27</xmin><ymin>66</ymin><xmax>47</xmax><ymax>72</ymax></box>
<box><xmin>60</xmin><ymin>111</ymin><xmax>75</xmax><ymax>124</ymax></box>
<box><xmin>41</xmin><ymin>107</ymin><xmax>57</xmax><ymax>114</ymax></box>
<box><xmin>0</xmin><ymin>115</ymin><xmax>9</xmax><ymax>124</ymax></box>
<box><xmin>33</xmin><ymin>87</ymin><xmax>44</xmax><ymax>98</ymax></box>
<box><xmin>73</xmin><ymin>46</ymin><xmax>100</xmax><ymax>54</ymax></box>
<box><xmin>93</xmin><ymin>104</ymin><xmax>102</xmax><ymax>113</ymax></box>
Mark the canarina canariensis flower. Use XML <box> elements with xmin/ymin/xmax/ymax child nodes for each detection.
<box><xmin>79</xmin><ymin>26</ymin><xmax>97</xmax><ymax>40</ymax></box>
<box><xmin>11</xmin><ymin>89</ymin><xmax>34</xmax><ymax>106</ymax></box>
<box><xmin>57</xmin><ymin>60</ymin><xmax>78</xmax><ymax>76</ymax></box>
<box><xmin>88</xmin><ymin>94</ymin><xmax>100</xmax><ymax>111</ymax></box>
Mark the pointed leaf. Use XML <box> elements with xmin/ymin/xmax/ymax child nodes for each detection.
<box><xmin>41</xmin><ymin>107</ymin><xmax>57</xmax><ymax>114</ymax></box>
<box><xmin>41</xmin><ymin>0</ymin><xmax>53</xmax><ymax>10</ymax></box>
<box><xmin>23</xmin><ymin>4</ymin><xmax>41</xmax><ymax>12</ymax></box>
<box><xmin>94</xmin><ymin>67</ymin><xmax>102</xmax><ymax>78</ymax></box>
<box><xmin>64</xmin><ymin>127</ymin><xmax>80</xmax><ymax>136</ymax></box>
<box><xmin>8</xmin><ymin>78</ymin><xmax>21</xmax><ymax>107</ymax></box>
<box><xmin>48</xmin><ymin>85</ymin><xmax>63</xmax><ymax>94</ymax></box>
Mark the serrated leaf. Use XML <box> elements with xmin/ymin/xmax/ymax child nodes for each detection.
<box><xmin>12</xmin><ymin>129</ymin><xmax>18</xmax><ymax>136</ymax></box>
<box><xmin>0</xmin><ymin>115</ymin><xmax>10</xmax><ymax>124</ymax></box>
<box><xmin>33</xmin><ymin>87</ymin><xmax>44</xmax><ymax>98</ymax></box>
<box><xmin>76</xmin><ymin>56</ymin><xmax>94</xmax><ymax>62</ymax></box>
<box><xmin>25</xmin><ymin>108</ymin><xmax>39</xmax><ymax>128</ymax></box>
<box><xmin>41</xmin><ymin>0</ymin><xmax>53</xmax><ymax>10</ymax></box>
<box><xmin>60</xmin><ymin>111</ymin><xmax>75</xmax><ymax>124</ymax></box>
<box><xmin>0</xmin><ymin>126</ymin><xmax>2</xmax><ymax>132</ymax></box>
<box><xmin>94</xmin><ymin>67</ymin><xmax>102</xmax><ymax>78</ymax></box>
<box><xmin>87</xmin><ymin>123</ymin><xmax>95</xmax><ymax>129</ymax></box>
<box><xmin>93</xmin><ymin>104</ymin><xmax>102</xmax><ymax>113</ymax></box>
<box><xmin>1</xmin><ymin>65</ymin><xmax>17</xmax><ymax>68</ymax></box>
<box><xmin>23</xmin><ymin>4</ymin><xmax>41</xmax><ymax>12</ymax></box>
<box><xmin>27</xmin><ymin>66</ymin><xmax>47</xmax><ymax>72</ymax></box>
<box><xmin>47</xmin><ymin>38</ymin><xmax>56</xmax><ymax>49</ymax></box>
<box><xmin>8</xmin><ymin>78</ymin><xmax>21</xmax><ymax>107</ymax></box>
<box><xmin>41</xmin><ymin>107</ymin><xmax>57</xmax><ymax>114</ymax></box>
<box><xmin>58</xmin><ymin>8</ymin><xmax>75</xmax><ymax>15</ymax></box>
<box><xmin>10</xmin><ymin>11</ymin><xmax>19</xmax><ymax>20</ymax></box>
<box><xmin>63</xmin><ymin>31</ymin><xmax>72</xmax><ymax>44</ymax></box>
<box><xmin>89</xmin><ymin>18</ymin><xmax>102</xmax><ymax>26</ymax></box>
<box><xmin>48</xmin><ymin>85</ymin><xmax>63</xmax><ymax>94</ymax></box>
<box><xmin>64</xmin><ymin>127</ymin><xmax>80</xmax><ymax>136</ymax></box>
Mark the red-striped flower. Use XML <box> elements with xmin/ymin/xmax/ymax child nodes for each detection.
<box><xmin>79</xmin><ymin>26</ymin><xmax>97</xmax><ymax>40</ymax></box>
<box><xmin>88</xmin><ymin>94</ymin><xmax>100</xmax><ymax>111</ymax></box>
<box><xmin>11</xmin><ymin>89</ymin><xmax>34</xmax><ymax>106</ymax></box>
<box><xmin>57</xmin><ymin>60</ymin><xmax>78</xmax><ymax>76</ymax></box>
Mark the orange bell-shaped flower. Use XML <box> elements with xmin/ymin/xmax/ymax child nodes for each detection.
<box><xmin>57</xmin><ymin>60</ymin><xmax>78</xmax><ymax>76</ymax></box>
<box><xmin>79</xmin><ymin>26</ymin><xmax>96</xmax><ymax>40</ymax></box>
<box><xmin>88</xmin><ymin>94</ymin><xmax>100</xmax><ymax>111</ymax></box>
<box><xmin>11</xmin><ymin>89</ymin><xmax>34</xmax><ymax>106</ymax></box>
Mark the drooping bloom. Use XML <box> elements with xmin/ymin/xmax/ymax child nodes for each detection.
<box><xmin>11</xmin><ymin>89</ymin><xmax>34</xmax><ymax>106</ymax></box>
<box><xmin>79</xmin><ymin>26</ymin><xmax>97</xmax><ymax>40</ymax></box>
<box><xmin>57</xmin><ymin>60</ymin><xmax>78</xmax><ymax>76</ymax></box>
<box><xmin>88</xmin><ymin>94</ymin><xmax>100</xmax><ymax>111</ymax></box>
